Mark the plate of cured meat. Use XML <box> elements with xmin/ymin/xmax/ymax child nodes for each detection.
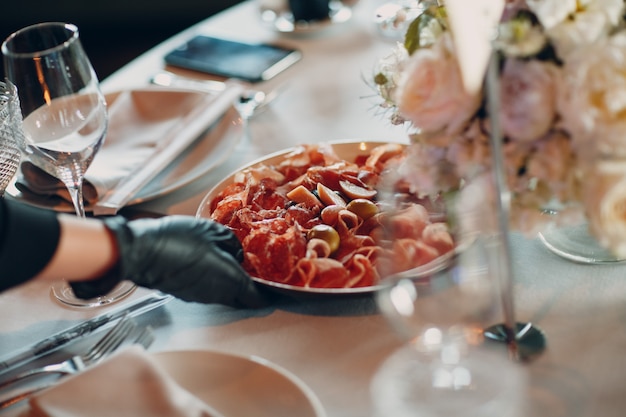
<box><xmin>196</xmin><ymin>140</ymin><xmax>461</xmax><ymax>296</ymax></box>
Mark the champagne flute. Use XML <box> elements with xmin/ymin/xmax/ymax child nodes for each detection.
<box><xmin>2</xmin><ymin>22</ymin><xmax>135</xmax><ymax>307</ymax></box>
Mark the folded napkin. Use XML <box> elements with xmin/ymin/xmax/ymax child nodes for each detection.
<box><xmin>16</xmin><ymin>85</ymin><xmax>241</xmax><ymax>209</ymax></box>
<box><xmin>26</xmin><ymin>345</ymin><xmax>225</xmax><ymax>417</ymax></box>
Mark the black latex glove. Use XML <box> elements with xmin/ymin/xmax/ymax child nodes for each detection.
<box><xmin>70</xmin><ymin>216</ymin><xmax>268</xmax><ymax>308</ymax></box>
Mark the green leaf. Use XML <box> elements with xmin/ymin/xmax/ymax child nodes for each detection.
<box><xmin>404</xmin><ymin>16</ymin><xmax>422</xmax><ymax>55</ymax></box>
<box><xmin>403</xmin><ymin>6</ymin><xmax>448</xmax><ymax>55</ymax></box>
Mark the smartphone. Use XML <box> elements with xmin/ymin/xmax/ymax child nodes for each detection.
<box><xmin>164</xmin><ymin>35</ymin><xmax>301</xmax><ymax>83</ymax></box>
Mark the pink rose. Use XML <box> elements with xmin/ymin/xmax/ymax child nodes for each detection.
<box><xmin>500</xmin><ymin>58</ymin><xmax>559</xmax><ymax>143</ymax></box>
<box><xmin>394</xmin><ymin>33</ymin><xmax>482</xmax><ymax>136</ymax></box>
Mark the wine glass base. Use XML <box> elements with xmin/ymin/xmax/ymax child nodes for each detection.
<box><xmin>483</xmin><ymin>322</ymin><xmax>547</xmax><ymax>361</ymax></box>
<box><xmin>51</xmin><ymin>281</ymin><xmax>137</xmax><ymax>308</ymax></box>
<box><xmin>371</xmin><ymin>343</ymin><xmax>526</xmax><ymax>417</ymax></box>
<box><xmin>538</xmin><ymin>223</ymin><xmax>626</xmax><ymax>264</ymax></box>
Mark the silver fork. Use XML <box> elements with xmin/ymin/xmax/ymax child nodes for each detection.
<box><xmin>0</xmin><ymin>321</ymin><xmax>155</xmax><ymax>410</ymax></box>
<box><xmin>0</xmin><ymin>314</ymin><xmax>136</xmax><ymax>392</ymax></box>
<box><xmin>133</xmin><ymin>326</ymin><xmax>155</xmax><ymax>350</ymax></box>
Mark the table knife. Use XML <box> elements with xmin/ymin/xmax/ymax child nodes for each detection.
<box><xmin>0</xmin><ymin>291</ymin><xmax>170</xmax><ymax>375</ymax></box>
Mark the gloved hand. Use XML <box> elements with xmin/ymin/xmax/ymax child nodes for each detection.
<box><xmin>70</xmin><ymin>216</ymin><xmax>268</xmax><ymax>308</ymax></box>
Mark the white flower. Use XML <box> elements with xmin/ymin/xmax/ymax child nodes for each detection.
<box><xmin>496</xmin><ymin>18</ymin><xmax>547</xmax><ymax>58</ymax></box>
<box><xmin>525</xmin><ymin>0</ymin><xmax>577</xmax><ymax>29</ymax></box>
<box><xmin>551</xmin><ymin>1</ymin><xmax>623</xmax><ymax>59</ymax></box>
<box><xmin>394</xmin><ymin>33</ymin><xmax>482</xmax><ymax>136</ymax></box>
<box><xmin>374</xmin><ymin>43</ymin><xmax>409</xmax><ymax>106</ymax></box>
<box><xmin>500</xmin><ymin>58</ymin><xmax>559</xmax><ymax>143</ymax></box>
<box><xmin>558</xmin><ymin>31</ymin><xmax>626</xmax><ymax>154</ymax></box>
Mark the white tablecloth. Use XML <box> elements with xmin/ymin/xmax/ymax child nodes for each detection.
<box><xmin>2</xmin><ymin>1</ymin><xmax>626</xmax><ymax>416</ymax></box>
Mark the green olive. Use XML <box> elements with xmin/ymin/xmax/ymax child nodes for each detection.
<box><xmin>346</xmin><ymin>199</ymin><xmax>379</xmax><ymax>220</ymax></box>
<box><xmin>308</xmin><ymin>224</ymin><xmax>340</xmax><ymax>253</ymax></box>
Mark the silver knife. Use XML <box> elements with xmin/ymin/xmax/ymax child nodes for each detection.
<box><xmin>0</xmin><ymin>291</ymin><xmax>171</xmax><ymax>375</ymax></box>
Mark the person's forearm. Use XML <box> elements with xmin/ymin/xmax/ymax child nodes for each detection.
<box><xmin>33</xmin><ymin>214</ymin><xmax>119</xmax><ymax>283</ymax></box>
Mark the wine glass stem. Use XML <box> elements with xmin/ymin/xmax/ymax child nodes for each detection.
<box><xmin>65</xmin><ymin>181</ymin><xmax>86</xmax><ymax>218</ymax></box>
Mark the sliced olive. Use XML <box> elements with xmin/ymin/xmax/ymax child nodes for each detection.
<box><xmin>308</xmin><ymin>224</ymin><xmax>340</xmax><ymax>253</ymax></box>
<box><xmin>346</xmin><ymin>198</ymin><xmax>379</xmax><ymax>220</ymax></box>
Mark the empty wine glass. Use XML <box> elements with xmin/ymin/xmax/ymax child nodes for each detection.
<box><xmin>372</xmin><ymin>236</ymin><xmax>527</xmax><ymax>417</ymax></box>
<box><xmin>2</xmin><ymin>22</ymin><xmax>135</xmax><ymax>307</ymax></box>
<box><xmin>371</xmin><ymin>160</ymin><xmax>527</xmax><ymax>415</ymax></box>
<box><xmin>0</xmin><ymin>81</ymin><xmax>22</xmax><ymax>195</ymax></box>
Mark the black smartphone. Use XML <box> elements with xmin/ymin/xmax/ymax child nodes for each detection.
<box><xmin>164</xmin><ymin>35</ymin><xmax>301</xmax><ymax>83</ymax></box>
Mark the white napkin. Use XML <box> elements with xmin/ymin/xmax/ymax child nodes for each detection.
<box><xmin>25</xmin><ymin>345</ymin><xmax>225</xmax><ymax>417</ymax></box>
<box><xmin>16</xmin><ymin>85</ymin><xmax>241</xmax><ymax>208</ymax></box>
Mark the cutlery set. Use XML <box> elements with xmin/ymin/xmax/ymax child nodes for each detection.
<box><xmin>0</xmin><ymin>314</ymin><xmax>154</xmax><ymax>409</ymax></box>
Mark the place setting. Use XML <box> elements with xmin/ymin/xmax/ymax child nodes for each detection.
<box><xmin>0</xmin><ymin>20</ymin><xmax>328</xmax><ymax>415</ymax></box>
<box><xmin>0</xmin><ymin>309</ymin><xmax>327</xmax><ymax>417</ymax></box>
<box><xmin>0</xmin><ymin>21</ymin><xmax>253</xmax><ymax>311</ymax></box>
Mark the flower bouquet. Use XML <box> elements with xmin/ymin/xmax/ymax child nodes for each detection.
<box><xmin>372</xmin><ymin>0</ymin><xmax>626</xmax><ymax>258</ymax></box>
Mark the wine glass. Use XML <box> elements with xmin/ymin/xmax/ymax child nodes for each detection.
<box><xmin>371</xmin><ymin>160</ymin><xmax>527</xmax><ymax>415</ymax></box>
<box><xmin>2</xmin><ymin>22</ymin><xmax>135</xmax><ymax>307</ymax></box>
<box><xmin>372</xmin><ymin>236</ymin><xmax>527</xmax><ymax>417</ymax></box>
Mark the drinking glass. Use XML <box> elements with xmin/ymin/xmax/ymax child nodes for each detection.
<box><xmin>372</xmin><ymin>237</ymin><xmax>527</xmax><ymax>417</ymax></box>
<box><xmin>0</xmin><ymin>81</ymin><xmax>22</xmax><ymax>195</ymax></box>
<box><xmin>2</xmin><ymin>22</ymin><xmax>135</xmax><ymax>307</ymax></box>
<box><xmin>258</xmin><ymin>0</ymin><xmax>359</xmax><ymax>33</ymax></box>
<box><xmin>371</xmin><ymin>160</ymin><xmax>527</xmax><ymax>414</ymax></box>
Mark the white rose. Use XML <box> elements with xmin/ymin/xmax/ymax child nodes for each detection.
<box><xmin>551</xmin><ymin>0</ymin><xmax>623</xmax><ymax>59</ymax></box>
<box><xmin>500</xmin><ymin>59</ymin><xmax>559</xmax><ymax>143</ymax></box>
<box><xmin>584</xmin><ymin>158</ymin><xmax>626</xmax><ymax>258</ymax></box>
<box><xmin>525</xmin><ymin>0</ymin><xmax>576</xmax><ymax>29</ymax></box>
<box><xmin>394</xmin><ymin>33</ymin><xmax>482</xmax><ymax>136</ymax></box>
<box><xmin>558</xmin><ymin>31</ymin><xmax>626</xmax><ymax>154</ymax></box>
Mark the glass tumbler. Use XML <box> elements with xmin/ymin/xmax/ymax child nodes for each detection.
<box><xmin>0</xmin><ymin>80</ymin><xmax>22</xmax><ymax>195</ymax></box>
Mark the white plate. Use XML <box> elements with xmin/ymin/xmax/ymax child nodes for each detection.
<box><xmin>152</xmin><ymin>350</ymin><xmax>326</xmax><ymax>417</ymax></box>
<box><xmin>6</xmin><ymin>87</ymin><xmax>242</xmax><ymax>212</ymax></box>
<box><xmin>196</xmin><ymin>140</ymin><xmax>458</xmax><ymax>297</ymax></box>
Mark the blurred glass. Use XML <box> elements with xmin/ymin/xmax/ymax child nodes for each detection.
<box><xmin>258</xmin><ymin>0</ymin><xmax>360</xmax><ymax>33</ymax></box>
